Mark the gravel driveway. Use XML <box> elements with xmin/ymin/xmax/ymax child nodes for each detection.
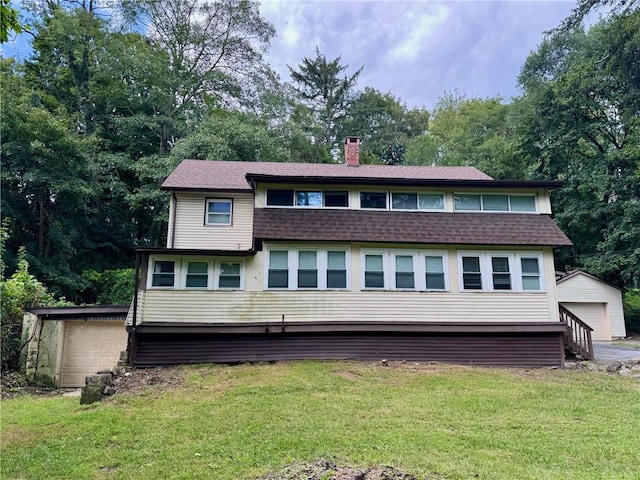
<box><xmin>592</xmin><ymin>341</ymin><xmax>640</xmax><ymax>362</ymax></box>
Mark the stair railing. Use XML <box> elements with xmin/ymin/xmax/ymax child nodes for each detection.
<box><xmin>559</xmin><ymin>305</ymin><xmax>594</xmax><ymax>360</ymax></box>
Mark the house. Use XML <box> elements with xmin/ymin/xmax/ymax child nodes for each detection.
<box><xmin>22</xmin><ymin>306</ymin><xmax>129</xmax><ymax>387</ymax></box>
<box><xmin>557</xmin><ymin>270</ymin><xmax>627</xmax><ymax>340</ymax></box>
<box><xmin>127</xmin><ymin>137</ymin><xmax>575</xmax><ymax>367</ymax></box>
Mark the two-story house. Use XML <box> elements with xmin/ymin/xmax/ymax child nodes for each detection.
<box><xmin>127</xmin><ymin>137</ymin><xmax>575</xmax><ymax>367</ymax></box>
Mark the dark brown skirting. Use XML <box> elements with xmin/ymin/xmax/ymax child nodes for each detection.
<box><xmin>128</xmin><ymin>323</ymin><xmax>565</xmax><ymax>368</ymax></box>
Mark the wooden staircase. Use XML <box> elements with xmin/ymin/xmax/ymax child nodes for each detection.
<box><xmin>559</xmin><ymin>305</ymin><xmax>594</xmax><ymax>360</ymax></box>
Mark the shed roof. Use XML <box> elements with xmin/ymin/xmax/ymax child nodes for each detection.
<box><xmin>253</xmin><ymin>209</ymin><xmax>572</xmax><ymax>247</ymax></box>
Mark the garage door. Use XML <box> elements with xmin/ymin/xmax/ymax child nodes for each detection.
<box><xmin>561</xmin><ymin>303</ymin><xmax>610</xmax><ymax>341</ymax></box>
<box><xmin>60</xmin><ymin>321</ymin><xmax>127</xmax><ymax>387</ymax></box>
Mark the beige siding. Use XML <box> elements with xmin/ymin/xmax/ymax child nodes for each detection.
<box><xmin>134</xmin><ymin>289</ymin><xmax>553</xmax><ymax>324</ymax></box>
<box><xmin>60</xmin><ymin>321</ymin><xmax>127</xmax><ymax>387</ymax></box>
<box><xmin>172</xmin><ymin>192</ymin><xmax>253</xmax><ymax>250</ymax></box>
<box><xmin>557</xmin><ymin>273</ymin><xmax>626</xmax><ymax>339</ymax></box>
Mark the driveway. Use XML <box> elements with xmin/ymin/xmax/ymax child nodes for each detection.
<box><xmin>592</xmin><ymin>341</ymin><xmax>640</xmax><ymax>362</ymax></box>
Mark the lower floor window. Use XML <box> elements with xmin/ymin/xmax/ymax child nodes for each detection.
<box><xmin>149</xmin><ymin>257</ymin><xmax>244</xmax><ymax>290</ymax></box>
<box><xmin>266</xmin><ymin>247</ymin><xmax>350</xmax><ymax>290</ymax></box>
<box><xmin>362</xmin><ymin>251</ymin><xmax>448</xmax><ymax>291</ymax></box>
<box><xmin>459</xmin><ymin>252</ymin><xmax>544</xmax><ymax>292</ymax></box>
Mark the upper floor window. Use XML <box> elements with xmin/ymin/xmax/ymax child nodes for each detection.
<box><xmin>458</xmin><ymin>252</ymin><xmax>544</xmax><ymax>292</ymax></box>
<box><xmin>391</xmin><ymin>193</ymin><xmax>445</xmax><ymax>211</ymax></box>
<box><xmin>266</xmin><ymin>189</ymin><xmax>349</xmax><ymax>208</ymax></box>
<box><xmin>454</xmin><ymin>194</ymin><xmax>535</xmax><ymax>212</ymax></box>
<box><xmin>206</xmin><ymin>199</ymin><xmax>232</xmax><ymax>225</ymax></box>
<box><xmin>360</xmin><ymin>192</ymin><xmax>387</xmax><ymax>209</ymax></box>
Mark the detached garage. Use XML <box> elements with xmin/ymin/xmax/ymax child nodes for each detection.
<box><xmin>22</xmin><ymin>306</ymin><xmax>129</xmax><ymax>387</ymax></box>
<box><xmin>557</xmin><ymin>270</ymin><xmax>627</xmax><ymax>341</ymax></box>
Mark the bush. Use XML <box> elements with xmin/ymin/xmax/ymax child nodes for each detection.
<box><xmin>0</xmin><ymin>248</ymin><xmax>70</xmax><ymax>371</ymax></box>
<box><xmin>82</xmin><ymin>268</ymin><xmax>134</xmax><ymax>305</ymax></box>
<box><xmin>623</xmin><ymin>289</ymin><xmax>640</xmax><ymax>335</ymax></box>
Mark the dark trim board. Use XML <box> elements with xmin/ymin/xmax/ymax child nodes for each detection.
<box><xmin>128</xmin><ymin>323</ymin><xmax>565</xmax><ymax>368</ymax></box>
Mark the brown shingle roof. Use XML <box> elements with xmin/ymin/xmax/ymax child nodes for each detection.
<box><xmin>253</xmin><ymin>209</ymin><xmax>573</xmax><ymax>247</ymax></box>
<box><xmin>161</xmin><ymin>160</ymin><xmax>494</xmax><ymax>191</ymax></box>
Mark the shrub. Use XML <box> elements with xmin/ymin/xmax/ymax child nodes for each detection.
<box><xmin>623</xmin><ymin>289</ymin><xmax>640</xmax><ymax>335</ymax></box>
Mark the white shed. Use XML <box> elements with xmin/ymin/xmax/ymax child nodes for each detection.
<box><xmin>556</xmin><ymin>270</ymin><xmax>627</xmax><ymax>340</ymax></box>
<box><xmin>22</xmin><ymin>306</ymin><xmax>129</xmax><ymax>387</ymax></box>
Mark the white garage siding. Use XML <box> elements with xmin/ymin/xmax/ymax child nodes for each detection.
<box><xmin>60</xmin><ymin>321</ymin><xmax>128</xmax><ymax>387</ymax></box>
<box><xmin>557</xmin><ymin>271</ymin><xmax>626</xmax><ymax>340</ymax></box>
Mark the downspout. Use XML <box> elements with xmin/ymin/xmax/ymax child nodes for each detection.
<box><xmin>170</xmin><ymin>192</ymin><xmax>177</xmax><ymax>248</ymax></box>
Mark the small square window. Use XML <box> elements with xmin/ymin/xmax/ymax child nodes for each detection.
<box><xmin>186</xmin><ymin>262</ymin><xmax>208</xmax><ymax>288</ymax></box>
<box><xmin>455</xmin><ymin>194</ymin><xmax>481</xmax><ymax>211</ymax></box>
<box><xmin>296</xmin><ymin>191</ymin><xmax>322</xmax><ymax>207</ymax></box>
<box><xmin>266</xmin><ymin>190</ymin><xmax>294</xmax><ymax>206</ymax></box>
<box><xmin>152</xmin><ymin>261</ymin><xmax>175</xmax><ymax>287</ymax></box>
<box><xmin>510</xmin><ymin>196</ymin><xmax>536</xmax><ymax>212</ymax></box>
<box><xmin>207</xmin><ymin>199</ymin><xmax>232</xmax><ymax>225</ymax></box>
<box><xmin>324</xmin><ymin>191</ymin><xmax>349</xmax><ymax>207</ymax></box>
<box><xmin>219</xmin><ymin>262</ymin><xmax>241</xmax><ymax>289</ymax></box>
<box><xmin>391</xmin><ymin>193</ymin><xmax>417</xmax><ymax>210</ymax></box>
<box><xmin>418</xmin><ymin>194</ymin><xmax>444</xmax><ymax>210</ymax></box>
<box><xmin>483</xmin><ymin>195</ymin><xmax>509</xmax><ymax>211</ymax></box>
<box><xmin>360</xmin><ymin>192</ymin><xmax>387</xmax><ymax>209</ymax></box>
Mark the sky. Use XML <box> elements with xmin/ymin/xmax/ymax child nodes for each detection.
<box><xmin>1</xmin><ymin>0</ymin><xmax>580</xmax><ymax>110</ymax></box>
<box><xmin>259</xmin><ymin>0</ymin><xmax>578</xmax><ymax>108</ymax></box>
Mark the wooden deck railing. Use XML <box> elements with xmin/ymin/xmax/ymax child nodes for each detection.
<box><xmin>559</xmin><ymin>305</ymin><xmax>594</xmax><ymax>360</ymax></box>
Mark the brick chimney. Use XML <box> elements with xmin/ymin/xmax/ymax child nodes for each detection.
<box><xmin>344</xmin><ymin>136</ymin><xmax>360</xmax><ymax>166</ymax></box>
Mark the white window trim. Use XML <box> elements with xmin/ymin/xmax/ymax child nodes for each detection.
<box><xmin>264</xmin><ymin>246</ymin><xmax>351</xmax><ymax>290</ymax></box>
<box><xmin>360</xmin><ymin>249</ymin><xmax>450</xmax><ymax>292</ymax></box>
<box><xmin>390</xmin><ymin>192</ymin><xmax>446</xmax><ymax>212</ymax></box>
<box><xmin>453</xmin><ymin>193</ymin><xmax>537</xmax><ymax>213</ymax></box>
<box><xmin>205</xmin><ymin>198</ymin><xmax>233</xmax><ymax>226</ymax></box>
<box><xmin>457</xmin><ymin>251</ymin><xmax>545</xmax><ymax>292</ymax></box>
<box><xmin>147</xmin><ymin>256</ymin><xmax>245</xmax><ymax>291</ymax></box>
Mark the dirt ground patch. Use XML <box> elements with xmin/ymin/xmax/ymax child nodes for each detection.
<box><xmin>108</xmin><ymin>366</ymin><xmax>185</xmax><ymax>396</ymax></box>
<box><xmin>258</xmin><ymin>460</ymin><xmax>430</xmax><ymax>480</ymax></box>
<box><xmin>0</xmin><ymin>372</ymin><xmax>59</xmax><ymax>399</ymax></box>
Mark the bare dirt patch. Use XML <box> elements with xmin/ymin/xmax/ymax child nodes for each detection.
<box><xmin>1</xmin><ymin>372</ymin><xmax>59</xmax><ymax>399</ymax></box>
<box><xmin>258</xmin><ymin>460</ymin><xmax>432</xmax><ymax>480</ymax></box>
<box><xmin>108</xmin><ymin>366</ymin><xmax>185</xmax><ymax>397</ymax></box>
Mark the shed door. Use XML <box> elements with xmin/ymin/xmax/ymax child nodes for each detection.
<box><xmin>60</xmin><ymin>321</ymin><xmax>127</xmax><ymax>387</ymax></box>
<box><xmin>562</xmin><ymin>303</ymin><xmax>610</xmax><ymax>341</ymax></box>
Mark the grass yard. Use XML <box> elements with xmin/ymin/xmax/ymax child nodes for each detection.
<box><xmin>2</xmin><ymin>361</ymin><xmax>640</xmax><ymax>480</ymax></box>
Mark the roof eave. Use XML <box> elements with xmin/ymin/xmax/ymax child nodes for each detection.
<box><xmin>244</xmin><ymin>174</ymin><xmax>564</xmax><ymax>189</ymax></box>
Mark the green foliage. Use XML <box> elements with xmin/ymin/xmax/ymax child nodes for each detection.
<box><xmin>339</xmin><ymin>87</ymin><xmax>429</xmax><ymax>164</ymax></box>
<box><xmin>623</xmin><ymin>290</ymin><xmax>640</xmax><ymax>334</ymax></box>
<box><xmin>517</xmin><ymin>11</ymin><xmax>640</xmax><ymax>288</ymax></box>
<box><xmin>0</xmin><ymin>241</ymin><xmax>70</xmax><ymax>371</ymax></box>
<box><xmin>289</xmin><ymin>47</ymin><xmax>363</xmax><ymax>156</ymax></box>
<box><xmin>405</xmin><ymin>92</ymin><xmax>525</xmax><ymax>179</ymax></box>
<box><xmin>0</xmin><ymin>0</ymin><xmax>21</xmax><ymax>42</ymax></box>
<box><xmin>81</xmin><ymin>269</ymin><xmax>134</xmax><ymax>305</ymax></box>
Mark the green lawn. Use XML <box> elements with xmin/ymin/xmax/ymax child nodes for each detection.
<box><xmin>2</xmin><ymin>361</ymin><xmax>639</xmax><ymax>480</ymax></box>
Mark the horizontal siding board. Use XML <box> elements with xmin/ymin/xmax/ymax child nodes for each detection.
<box><xmin>132</xmin><ymin>331</ymin><xmax>563</xmax><ymax>367</ymax></box>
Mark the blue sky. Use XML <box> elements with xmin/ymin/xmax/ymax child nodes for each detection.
<box><xmin>1</xmin><ymin>1</ymin><xmax>580</xmax><ymax>109</ymax></box>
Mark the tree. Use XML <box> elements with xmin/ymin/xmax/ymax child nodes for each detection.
<box><xmin>553</xmin><ymin>0</ymin><xmax>638</xmax><ymax>33</ymax></box>
<box><xmin>517</xmin><ymin>12</ymin><xmax>640</xmax><ymax>288</ymax></box>
<box><xmin>121</xmin><ymin>0</ymin><xmax>276</xmax><ymax>153</ymax></box>
<box><xmin>338</xmin><ymin>87</ymin><xmax>429</xmax><ymax>164</ymax></box>
<box><xmin>288</xmin><ymin>47</ymin><xmax>363</xmax><ymax>157</ymax></box>
<box><xmin>405</xmin><ymin>92</ymin><xmax>525</xmax><ymax>179</ymax></box>
<box><xmin>1</xmin><ymin>0</ymin><xmax>21</xmax><ymax>42</ymax></box>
